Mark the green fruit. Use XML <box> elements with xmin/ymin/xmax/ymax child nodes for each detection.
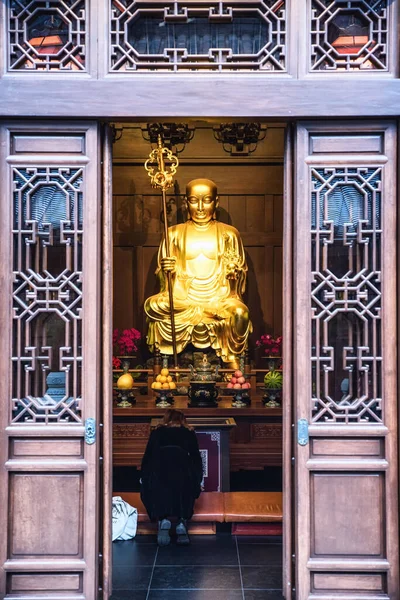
<box><xmin>264</xmin><ymin>371</ymin><xmax>283</xmax><ymax>389</ymax></box>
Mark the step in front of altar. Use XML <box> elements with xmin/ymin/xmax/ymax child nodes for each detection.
<box><xmin>113</xmin><ymin>491</ymin><xmax>283</xmax><ymax>535</ymax></box>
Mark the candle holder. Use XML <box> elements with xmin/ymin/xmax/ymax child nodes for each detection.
<box><xmin>116</xmin><ymin>387</ymin><xmax>137</xmax><ymax>408</ymax></box>
<box><xmin>221</xmin><ymin>386</ymin><xmax>250</xmax><ymax>408</ymax></box>
<box><xmin>154</xmin><ymin>389</ymin><xmax>177</xmax><ymax>408</ymax></box>
<box><xmin>262</xmin><ymin>387</ymin><xmax>281</xmax><ymax>408</ymax></box>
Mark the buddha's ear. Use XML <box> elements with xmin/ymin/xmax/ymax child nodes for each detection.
<box><xmin>183</xmin><ymin>195</ymin><xmax>189</xmax><ymax>220</ymax></box>
<box><xmin>213</xmin><ymin>195</ymin><xmax>219</xmax><ymax>219</ymax></box>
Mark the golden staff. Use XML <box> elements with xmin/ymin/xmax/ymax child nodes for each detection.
<box><xmin>144</xmin><ymin>135</ymin><xmax>179</xmax><ymax>368</ymax></box>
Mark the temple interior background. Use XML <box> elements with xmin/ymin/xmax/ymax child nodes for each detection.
<box><xmin>111</xmin><ymin>121</ymin><xmax>284</xmax><ymax>526</ymax></box>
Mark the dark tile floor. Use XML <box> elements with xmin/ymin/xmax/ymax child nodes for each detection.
<box><xmin>111</xmin><ymin>534</ymin><xmax>284</xmax><ymax>600</ymax></box>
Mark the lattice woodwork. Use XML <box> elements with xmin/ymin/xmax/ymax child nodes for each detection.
<box><xmin>8</xmin><ymin>0</ymin><xmax>86</xmax><ymax>72</ymax></box>
<box><xmin>311</xmin><ymin>166</ymin><xmax>383</xmax><ymax>423</ymax></box>
<box><xmin>12</xmin><ymin>167</ymin><xmax>84</xmax><ymax>423</ymax></box>
<box><xmin>110</xmin><ymin>0</ymin><xmax>286</xmax><ymax>72</ymax></box>
<box><xmin>310</xmin><ymin>0</ymin><xmax>389</xmax><ymax>71</ymax></box>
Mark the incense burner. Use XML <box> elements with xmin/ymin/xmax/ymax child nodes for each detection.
<box><xmin>188</xmin><ymin>354</ymin><xmax>219</xmax><ymax>407</ymax></box>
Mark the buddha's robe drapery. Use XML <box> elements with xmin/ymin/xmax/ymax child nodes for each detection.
<box><xmin>145</xmin><ymin>220</ymin><xmax>252</xmax><ymax>363</ymax></box>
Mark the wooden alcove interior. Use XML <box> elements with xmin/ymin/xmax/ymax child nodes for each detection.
<box><xmin>112</xmin><ymin>121</ymin><xmax>284</xmax><ymax>345</ymax></box>
<box><xmin>111</xmin><ymin>120</ymin><xmax>284</xmax><ymax>478</ymax></box>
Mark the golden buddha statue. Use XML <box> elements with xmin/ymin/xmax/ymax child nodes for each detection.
<box><xmin>144</xmin><ymin>178</ymin><xmax>252</xmax><ymax>363</ymax></box>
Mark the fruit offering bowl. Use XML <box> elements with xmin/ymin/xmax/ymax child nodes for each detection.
<box><xmin>151</xmin><ymin>367</ymin><xmax>177</xmax><ymax>392</ymax></box>
<box><xmin>221</xmin><ymin>369</ymin><xmax>251</xmax><ymax>407</ymax></box>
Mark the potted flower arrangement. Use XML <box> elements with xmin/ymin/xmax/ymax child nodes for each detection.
<box><xmin>112</xmin><ymin>327</ymin><xmax>142</xmax><ymax>407</ymax></box>
<box><xmin>112</xmin><ymin>327</ymin><xmax>141</xmax><ymax>370</ymax></box>
<box><xmin>256</xmin><ymin>334</ymin><xmax>283</xmax><ymax>407</ymax></box>
<box><xmin>256</xmin><ymin>334</ymin><xmax>282</xmax><ymax>358</ymax></box>
<box><xmin>112</xmin><ymin>327</ymin><xmax>142</xmax><ymax>380</ymax></box>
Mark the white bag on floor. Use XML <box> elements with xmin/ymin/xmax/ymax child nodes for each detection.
<box><xmin>112</xmin><ymin>496</ymin><xmax>138</xmax><ymax>541</ymax></box>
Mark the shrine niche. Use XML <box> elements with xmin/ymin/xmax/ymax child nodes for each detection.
<box><xmin>110</xmin><ymin>0</ymin><xmax>286</xmax><ymax>72</ymax></box>
<box><xmin>310</xmin><ymin>0</ymin><xmax>389</xmax><ymax>72</ymax></box>
<box><xmin>8</xmin><ymin>0</ymin><xmax>86</xmax><ymax>71</ymax></box>
<box><xmin>112</xmin><ymin>122</ymin><xmax>284</xmax><ymax>357</ymax></box>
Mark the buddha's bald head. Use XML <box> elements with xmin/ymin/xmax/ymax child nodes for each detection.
<box><xmin>186</xmin><ymin>178</ymin><xmax>218</xmax><ymax>198</ymax></box>
<box><xmin>185</xmin><ymin>179</ymin><xmax>219</xmax><ymax>225</ymax></box>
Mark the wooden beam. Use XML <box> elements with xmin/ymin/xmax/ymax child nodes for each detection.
<box><xmin>1</xmin><ymin>78</ymin><xmax>400</xmax><ymax>118</ymax></box>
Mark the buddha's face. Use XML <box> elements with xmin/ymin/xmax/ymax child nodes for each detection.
<box><xmin>186</xmin><ymin>180</ymin><xmax>218</xmax><ymax>225</ymax></box>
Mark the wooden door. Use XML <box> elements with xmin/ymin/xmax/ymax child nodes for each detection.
<box><xmin>0</xmin><ymin>121</ymin><xmax>101</xmax><ymax>599</ymax></box>
<box><xmin>293</xmin><ymin>121</ymin><xmax>399</xmax><ymax>599</ymax></box>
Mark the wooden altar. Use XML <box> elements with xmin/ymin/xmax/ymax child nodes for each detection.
<box><xmin>113</xmin><ymin>396</ymin><xmax>282</xmax><ymax>473</ymax></box>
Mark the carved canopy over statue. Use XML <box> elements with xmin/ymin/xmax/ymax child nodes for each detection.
<box><xmin>145</xmin><ymin>179</ymin><xmax>252</xmax><ymax>364</ymax></box>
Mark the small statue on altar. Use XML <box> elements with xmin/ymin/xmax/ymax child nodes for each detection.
<box><xmin>144</xmin><ymin>178</ymin><xmax>252</xmax><ymax>364</ymax></box>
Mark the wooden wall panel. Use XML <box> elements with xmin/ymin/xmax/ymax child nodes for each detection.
<box><xmin>11</xmin><ymin>439</ymin><xmax>83</xmax><ymax>459</ymax></box>
<box><xmin>10</xmin><ymin>473</ymin><xmax>83</xmax><ymax>557</ymax></box>
<box><xmin>312</xmin><ymin>573</ymin><xmax>385</xmax><ymax>593</ymax></box>
<box><xmin>311</xmin><ymin>439</ymin><xmax>383</xmax><ymax>459</ymax></box>
<box><xmin>8</xmin><ymin>573</ymin><xmax>83</xmax><ymax>593</ymax></box>
<box><xmin>311</xmin><ymin>473</ymin><xmax>384</xmax><ymax>557</ymax></box>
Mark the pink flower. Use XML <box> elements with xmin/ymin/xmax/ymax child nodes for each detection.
<box><xmin>116</xmin><ymin>328</ymin><xmax>142</xmax><ymax>354</ymax></box>
<box><xmin>257</xmin><ymin>333</ymin><xmax>282</xmax><ymax>355</ymax></box>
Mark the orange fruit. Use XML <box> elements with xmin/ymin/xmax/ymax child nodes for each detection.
<box><xmin>156</xmin><ymin>374</ymin><xmax>162</xmax><ymax>382</ymax></box>
<box><xmin>167</xmin><ymin>375</ymin><xmax>172</xmax><ymax>382</ymax></box>
<box><xmin>153</xmin><ymin>381</ymin><xmax>162</xmax><ymax>389</ymax></box>
<box><xmin>159</xmin><ymin>375</ymin><xmax>167</xmax><ymax>383</ymax></box>
<box><xmin>169</xmin><ymin>382</ymin><xmax>176</xmax><ymax>389</ymax></box>
<box><xmin>161</xmin><ymin>368</ymin><xmax>169</xmax><ymax>376</ymax></box>
<box><xmin>162</xmin><ymin>383</ymin><xmax>169</xmax><ymax>389</ymax></box>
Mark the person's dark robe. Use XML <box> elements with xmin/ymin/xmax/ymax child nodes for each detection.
<box><xmin>140</xmin><ymin>425</ymin><xmax>203</xmax><ymax>521</ymax></box>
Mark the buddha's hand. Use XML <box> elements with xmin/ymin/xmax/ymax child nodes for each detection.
<box><xmin>226</xmin><ymin>262</ymin><xmax>239</xmax><ymax>281</ymax></box>
<box><xmin>161</xmin><ymin>256</ymin><xmax>177</xmax><ymax>273</ymax></box>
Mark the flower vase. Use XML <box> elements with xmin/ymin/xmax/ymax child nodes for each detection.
<box><xmin>262</xmin><ymin>356</ymin><xmax>282</xmax><ymax>408</ymax></box>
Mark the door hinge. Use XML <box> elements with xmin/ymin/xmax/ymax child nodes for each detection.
<box><xmin>297</xmin><ymin>418</ymin><xmax>309</xmax><ymax>446</ymax></box>
<box><xmin>85</xmin><ymin>417</ymin><xmax>96</xmax><ymax>445</ymax></box>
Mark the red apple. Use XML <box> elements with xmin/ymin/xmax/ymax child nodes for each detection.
<box><xmin>233</xmin><ymin>383</ymin><xmax>241</xmax><ymax>389</ymax></box>
<box><xmin>227</xmin><ymin>382</ymin><xmax>233</xmax><ymax>389</ymax></box>
<box><xmin>242</xmin><ymin>382</ymin><xmax>251</xmax><ymax>389</ymax></box>
<box><xmin>237</xmin><ymin>376</ymin><xmax>245</xmax><ymax>384</ymax></box>
<box><xmin>234</xmin><ymin>370</ymin><xmax>243</xmax><ymax>378</ymax></box>
<box><xmin>230</xmin><ymin>377</ymin><xmax>237</xmax><ymax>384</ymax></box>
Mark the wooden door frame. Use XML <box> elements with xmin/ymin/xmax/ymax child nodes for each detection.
<box><xmin>101</xmin><ymin>118</ymin><xmax>296</xmax><ymax>599</ymax></box>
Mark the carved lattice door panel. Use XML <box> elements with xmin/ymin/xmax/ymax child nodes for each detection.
<box><xmin>0</xmin><ymin>122</ymin><xmax>101</xmax><ymax>599</ymax></box>
<box><xmin>293</xmin><ymin>122</ymin><xmax>398</xmax><ymax>599</ymax></box>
